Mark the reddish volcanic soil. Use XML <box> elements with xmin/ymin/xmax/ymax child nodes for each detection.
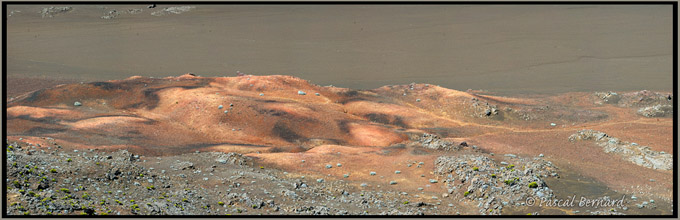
<box><xmin>5</xmin><ymin>74</ymin><xmax>674</xmax><ymax>204</ymax></box>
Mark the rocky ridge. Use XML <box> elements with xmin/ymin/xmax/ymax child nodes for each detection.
<box><xmin>568</xmin><ymin>130</ymin><xmax>672</xmax><ymax>170</ymax></box>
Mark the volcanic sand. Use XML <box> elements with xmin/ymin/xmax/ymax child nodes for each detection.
<box><xmin>6</xmin><ymin>5</ymin><xmax>673</xmax><ymax>95</ymax></box>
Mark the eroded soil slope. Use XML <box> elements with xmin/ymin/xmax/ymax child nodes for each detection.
<box><xmin>5</xmin><ymin>74</ymin><xmax>674</xmax><ymax>215</ymax></box>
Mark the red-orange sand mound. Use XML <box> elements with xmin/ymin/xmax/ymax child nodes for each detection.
<box><xmin>6</xmin><ymin>74</ymin><xmax>673</xmax><ymax>201</ymax></box>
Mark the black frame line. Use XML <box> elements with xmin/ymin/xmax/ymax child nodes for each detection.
<box><xmin>2</xmin><ymin>1</ymin><xmax>677</xmax><ymax>218</ymax></box>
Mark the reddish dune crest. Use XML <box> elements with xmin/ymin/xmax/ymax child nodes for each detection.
<box><xmin>6</xmin><ymin>74</ymin><xmax>671</xmax><ymax>157</ymax></box>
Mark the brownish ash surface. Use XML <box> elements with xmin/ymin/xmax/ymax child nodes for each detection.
<box><xmin>5</xmin><ymin>74</ymin><xmax>674</xmax><ymax>216</ymax></box>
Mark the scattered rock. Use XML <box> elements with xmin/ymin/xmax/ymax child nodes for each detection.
<box><xmin>175</xmin><ymin>161</ymin><xmax>195</xmax><ymax>170</ymax></box>
<box><xmin>470</xmin><ymin>98</ymin><xmax>499</xmax><ymax>118</ymax></box>
<box><xmin>419</xmin><ymin>133</ymin><xmax>459</xmax><ymax>151</ymax></box>
<box><xmin>618</xmin><ymin>90</ymin><xmax>672</xmax><ymax>107</ymax></box>
<box><xmin>593</xmin><ymin>91</ymin><xmax>621</xmax><ymax>105</ymax></box>
<box><xmin>637</xmin><ymin>104</ymin><xmax>673</xmax><ymax>118</ymax></box>
<box><xmin>434</xmin><ymin>154</ymin><xmax>559</xmax><ymax>215</ymax></box>
<box><xmin>101</xmin><ymin>9</ymin><xmax>120</xmax><ymax>20</ymax></box>
<box><xmin>127</xmin><ymin>8</ymin><xmax>143</xmax><ymax>14</ymax></box>
<box><xmin>569</xmin><ymin>130</ymin><xmax>672</xmax><ymax>170</ymax></box>
<box><xmin>40</xmin><ymin>6</ymin><xmax>73</xmax><ymax>18</ymax></box>
<box><xmin>151</xmin><ymin>6</ymin><xmax>195</xmax><ymax>16</ymax></box>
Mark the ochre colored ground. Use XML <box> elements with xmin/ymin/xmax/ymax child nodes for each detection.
<box><xmin>6</xmin><ymin>74</ymin><xmax>674</xmax><ymax>201</ymax></box>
